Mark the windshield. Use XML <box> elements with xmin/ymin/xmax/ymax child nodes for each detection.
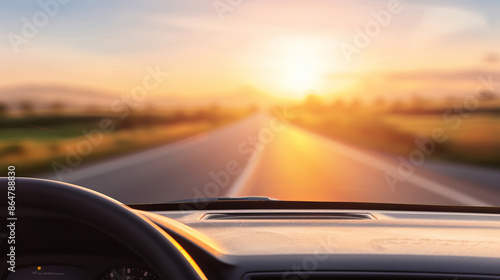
<box><xmin>1</xmin><ymin>0</ymin><xmax>499</xmax><ymax>207</ymax></box>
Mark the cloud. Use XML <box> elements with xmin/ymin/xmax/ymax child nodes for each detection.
<box><xmin>385</xmin><ymin>70</ymin><xmax>500</xmax><ymax>82</ymax></box>
<box><xmin>418</xmin><ymin>6</ymin><xmax>488</xmax><ymax>34</ymax></box>
<box><xmin>484</xmin><ymin>52</ymin><xmax>499</xmax><ymax>64</ymax></box>
<box><xmin>328</xmin><ymin>69</ymin><xmax>500</xmax><ymax>82</ymax></box>
<box><xmin>408</xmin><ymin>5</ymin><xmax>490</xmax><ymax>47</ymax></box>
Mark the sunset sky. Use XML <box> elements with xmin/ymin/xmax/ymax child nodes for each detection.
<box><xmin>1</xmin><ymin>0</ymin><xmax>499</xmax><ymax>103</ymax></box>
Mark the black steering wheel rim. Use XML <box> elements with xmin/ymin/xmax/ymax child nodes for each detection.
<box><xmin>0</xmin><ymin>177</ymin><xmax>206</xmax><ymax>280</ymax></box>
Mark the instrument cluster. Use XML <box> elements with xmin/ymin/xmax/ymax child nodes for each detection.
<box><xmin>5</xmin><ymin>264</ymin><xmax>159</xmax><ymax>280</ymax></box>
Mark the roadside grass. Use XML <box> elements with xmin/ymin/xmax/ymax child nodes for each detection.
<box><xmin>383</xmin><ymin>114</ymin><xmax>500</xmax><ymax>167</ymax></box>
<box><xmin>0</xmin><ymin>124</ymin><xmax>102</xmax><ymax>141</ymax></box>
<box><xmin>291</xmin><ymin>110</ymin><xmax>418</xmax><ymax>155</ymax></box>
<box><xmin>0</xmin><ymin>110</ymin><xmax>251</xmax><ymax>177</ymax></box>
<box><xmin>288</xmin><ymin>104</ymin><xmax>500</xmax><ymax>169</ymax></box>
<box><xmin>384</xmin><ymin>114</ymin><xmax>500</xmax><ymax>145</ymax></box>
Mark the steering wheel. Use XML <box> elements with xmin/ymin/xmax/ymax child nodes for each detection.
<box><xmin>0</xmin><ymin>177</ymin><xmax>207</xmax><ymax>280</ymax></box>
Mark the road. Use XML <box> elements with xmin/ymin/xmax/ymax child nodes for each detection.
<box><xmin>44</xmin><ymin>113</ymin><xmax>500</xmax><ymax>206</ymax></box>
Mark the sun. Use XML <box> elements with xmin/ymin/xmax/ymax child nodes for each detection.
<box><xmin>272</xmin><ymin>37</ymin><xmax>329</xmax><ymax>99</ymax></box>
<box><xmin>290</xmin><ymin>70</ymin><xmax>315</xmax><ymax>91</ymax></box>
<box><xmin>247</xmin><ymin>36</ymin><xmax>341</xmax><ymax>100</ymax></box>
<box><xmin>281</xmin><ymin>56</ymin><xmax>322</xmax><ymax>95</ymax></box>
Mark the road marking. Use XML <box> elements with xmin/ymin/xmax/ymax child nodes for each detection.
<box><xmin>225</xmin><ymin>114</ymin><xmax>269</xmax><ymax>197</ymax></box>
<box><xmin>47</xmin><ymin>114</ymin><xmax>264</xmax><ymax>183</ymax></box>
<box><xmin>225</xmin><ymin>145</ymin><xmax>265</xmax><ymax>197</ymax></box>
<box><xmin>294</xmin><ymin>127</ymin><xmax>493</xmax><ymax>207</ymax></box>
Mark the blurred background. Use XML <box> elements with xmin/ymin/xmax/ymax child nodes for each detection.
<box><xmin>1</xmin><ymin>0</ymin><xmax>499</xmax><ymax>205</ymax></box>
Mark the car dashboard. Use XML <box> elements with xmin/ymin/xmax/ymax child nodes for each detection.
<box><xmin>0</xmin><ymin>208</ymin><xmax>158</xmax><ymax>279</ymax></box>
<box><xmin>2</xmin><ymin>203</ymin><xmax>500</xmax><ymax>280</ymax></box>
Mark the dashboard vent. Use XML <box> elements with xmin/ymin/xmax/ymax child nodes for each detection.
<box><xmin>243</xmin><ymin>272</ymin><xmax>500</xmax><ymax>280</ymax></box>
<box><xmin>202</xmin><ymin>212</ymin><xmax>375</xmax><ymax>220</ymax></box>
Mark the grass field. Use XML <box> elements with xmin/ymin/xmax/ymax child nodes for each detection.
<box><xmin>384</xmin><ymin>114</ymin><xmax>500</xmax><ymax>145</ymax></box>
<box><xmin>288</xmin><ymin>99</ymin><xmax>500</xmax><ymax>168</ymax></box>
<box><xmin>383</xmin><ymin>114</ymin><xmax>500</xmax><ymax>167</ymax></box>
<box><xmin>0</xmin><ymin>108</ymin><xmax>251</xmax><ymax>176</ymax></box>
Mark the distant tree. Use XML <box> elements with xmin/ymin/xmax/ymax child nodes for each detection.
<box><xmin>172</xmin><ymin>109</ymin><xmax>187</xmax><ymax>123</ymax></box>
<box><xmin>86</xmin><ymin>103</ymin><xmax>99</xmax><ymax>114</ymax></box>
<box><xmin>142</xmin><ymin>103</ymin><xmax>156</xmax><ymax>127</ymax></box>
<box><xmin>118</xmin><ymin>107</ymin><xmax>137</xmax><ymax>129</ymax></box>
<box><xmin>330</xmin><ymin>99</ymin><xmax>345</xmax><ymax>110</ymax></box>
<box><xmin>445</xmin><ymin>95</ymin><xmax>459</xmax><ymax>103</ymax></box>
<box><xmin>49</xmin><ymin>101</ymin><xmax>65</xmax><ymax>115</ymax></box>
<box><xmin>194</xmin><ymin>106</ymin><xmax>215</xmax><ymax>123</ymax></box>
<box><xmin>0</xmin><ymin>102</ymin><xmax>8</xmax><ymax>118</ymax></box>
<box><xmin>373</xmin><ymin>97</ymin><xmax>386</xmax><ymax>107</ymax></box>
<box><xmin>410</xmin><ymin>93</ymin><xmax>425</xmax><ymax>107</ymax></box>
<box><xmin>144</xmin><ymin>103</ymin><xmax>156</xmax><ymax>113</ymax></box>
<box><xmin>19</xmin><ymin>100</ymin><xmax>34</xmax><ymax>117</ymax></box>
<box><xmin>303</xmin><ymin>94</ymin><xmax>323</xmax><ymax>113</ymax></box>
<box><xmin>478</xmin><ymin>90</ymin><xmax>497</xmax><ymax>101</ymax></box>
<box><xmin>349</xmin><ymin>97</ymin><xmax>362</xmax><ymax>109</ymax></box>
<box><xmin>390</xmin><ymin>100</ymin><xmax>403</xmax><ymax>112</ymax></box>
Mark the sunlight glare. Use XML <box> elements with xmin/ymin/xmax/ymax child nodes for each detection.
<box><xmin>274</xmin><ymin>37</ymin><xmax>329</xmax><ymax>99</ymax></box>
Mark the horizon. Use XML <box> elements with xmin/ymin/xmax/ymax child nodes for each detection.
<box><xmin>1</xmin><ymin>0</ymin><xmax>500</xmax><ymax>106</ymax></box>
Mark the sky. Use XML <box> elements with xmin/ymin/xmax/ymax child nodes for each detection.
<box><xmin>1</xmin><ymin>0</ymin><xmax>499</xmax><ymax>103</ymax></box>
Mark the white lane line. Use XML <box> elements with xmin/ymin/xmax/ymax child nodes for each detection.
<box><xmin>47</xmin><ymin>114</ymin><xmax>264</xmax><ymax>182</ymax></box>
<box><xmin>294</xmin><ymin>126</ymin><xmax>493</xmax><ymax>207</ymax></box>
<box><xmin>225</xmin><ymin>114</ymin><xmax>269</xmax><ymax>197</ymax></box>
<box><xmin>225</xmin><ymin>146</ymin><xmax>266</xmax><ymax>197</ymax></box>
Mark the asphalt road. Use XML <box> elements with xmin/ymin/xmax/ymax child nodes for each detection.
<box><xmin>44</xmin><ymin>113</ymin><xmax>500</xmax><ymax>206</ymax></box>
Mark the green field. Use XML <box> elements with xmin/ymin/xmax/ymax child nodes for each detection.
<box><xmin>0</xmin><ymin>108</ymin><xmax>252</xmax><ymax>176</ymax></box>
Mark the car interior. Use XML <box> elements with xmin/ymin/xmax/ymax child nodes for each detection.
<box><xmin>1</xmin><ymin>0</ymin><xmax>500</xmax><ymax>279</ymax></box>
<box><xmin>1</xmin><ymin>178</ymin><xmax>500</xmax><ymax>280</ymax></box>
